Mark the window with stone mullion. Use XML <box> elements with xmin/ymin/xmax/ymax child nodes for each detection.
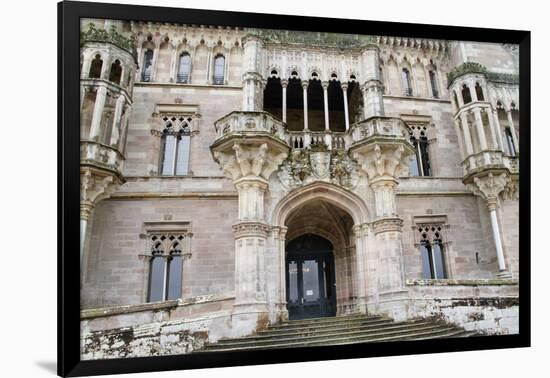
<box><xmin>418</xmin><ymin>225</ymin><xmax>447</xmax><ymax>279</ymax></box>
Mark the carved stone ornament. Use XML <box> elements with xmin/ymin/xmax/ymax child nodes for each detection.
<box><xmin>278</xmin><ymin>149</ymin><xmax>360</xmax><ymax>190</ymax></box>
<box><xmin>212</xmin><ymin>142</ymin><xmax>288</xmax><ymax>181</ymax></box>
<box><xmin>467</xmin><ymin>172</ymin><xmax>511</xmax><ymax>209</ymax></box>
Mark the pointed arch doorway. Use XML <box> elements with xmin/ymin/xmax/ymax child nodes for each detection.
<box><xmin>286</xmin><ymin>234</ymin><xmax>336</xmax><ymax>320</ymax></box>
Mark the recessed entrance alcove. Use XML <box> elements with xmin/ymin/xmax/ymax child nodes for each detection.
<box><xmin>273</xmin><ymin>182</ymin><xmax>369</xmax><ymax>318</ymax></box>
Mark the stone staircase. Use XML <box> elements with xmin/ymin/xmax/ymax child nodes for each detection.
<box><xmin>200</xmin><ymin>314</ymin><xmax>476</xmax><ymax>352</ymax></box>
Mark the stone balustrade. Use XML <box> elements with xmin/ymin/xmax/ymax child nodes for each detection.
<box><xmin>213</xmin><ymin>113</ymin><xmax>411</xmax><ymax>155</ymax></box>
<box><xmin>214</xmin><ymin>111</ymin><xmax>286</xmax><ymax>141</ymax></box>
<box><xmin>349</xmin><ymin>116</ymin><xmax>411</xmax><ymax>146</ymax></box>
<box><xmin>80</xmin><ymin>140</ymin><xmax>125</xmax><ymax>175</ymax></box>
<box><xmin>461</xmin><ymin>150</ymin><xmax>505</xmax><ymax>176</ymax></box>
<box><xmin>287</xmin><ymin>130</ymin><xmax>346</xmax><ymax>150</ymax></box>
<box><xmin>81</xmin><ymin>77</ymin><xmax>133</xmax><ymax>102</ymax></box>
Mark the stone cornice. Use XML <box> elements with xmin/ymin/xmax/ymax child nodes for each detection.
<box><xmin>406</xmin><ymin>278</ymin><xmax>518</xmax><ymax>286</ymax></box>
<box><xmin>80</xmin><ymin>293</ymin><xmax>236</xmax><ymax>320</ymax></box>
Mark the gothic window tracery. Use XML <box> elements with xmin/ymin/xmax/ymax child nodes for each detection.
<box><xmin>89</xmin><ymin>54</ymin><xmax>103</xmax><ymax>79</ymax></box>
<box><xmin>408</xmin><ymin>124</ymin><xmax>431</xmax><ymax>176</ymax></box>
<box><xmin>475</xmin><ymin>82</ymin><xmax>484</xmax><ymax>101</ymax></box>
<box><xmin>141</xmin><ymin>49</ymin><xmax>154</xmax><ymax>82</ymax></box>
<box><xmin>147</xmin><ymin>233</ymin><xmax>189</xmax><ymax>302</ymax></box>
<box><xmin>159</xmin><ymin>117</ymin><xmax>192</xmax><ymax>175</ymax></box>
<box><xmin>402</xmin><ymin>68</ymin><xmax>413</xmax><ymax>96</ymax></box>
<box><xmin>462</xmin><ymin>84</ymin><xmax>472</xmax><ymax>104</ymax></box>
<box><xmin>417</xmin><ymin>225</ymin><xmax>447</xmax><ymax>279</ymax></box>
<box><xmin>177</xmin><ymin>53</ymin><xmax>191</xmax><ymax>83</ymax></box>
<box><xmin>109</xmin><ymin>59</ymin><xmax>122</xmax><ymax>85</ymax></box>
<box><xmin>213</xmin><ymin>54</ymin><xmax>225</xmax><ymax>85</ymax></box>
<box><xmin>429</xmin><ymin>69</ymin><xmax>439</xmax><ymax>99</ymax></box>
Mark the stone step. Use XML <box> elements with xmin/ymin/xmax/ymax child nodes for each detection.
<box><xmin>206</xmin><ymin>324</ymin><xmax>455</xmax><ymax>350</ymax></box>
<box><xmin>216</xmin><ymin>319</ymin><xmax>435</xmax><ymax>344</ymax></box>
<box><xmin>273</xmin><ymin>314</ymin><xmax>381</xmax><ymax>328</ymax></box>
<box><xmin>265</xmin><ymin>317</ymin><xmax>392</xmax><ymax>333</ymax></box>
<box><xmin>202</xmin><ymin>327</ymin><xmax>470</xmax><ymax>352</ymax></box>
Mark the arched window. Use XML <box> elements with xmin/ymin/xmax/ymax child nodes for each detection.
<box><xmin>177</xmin><ymin>53</ymin><xmax>191</xmax><ymax>83</ymax></box>
<box><xmin>147</xmin><ymin>235</ymin><xmax>187</xmax><ymax>302</ymax></box>
<box><xmin>148</xmin><ymin>239</ymin><xmax>166</xmax><ymax>302</ymax></box>
<box><xmin>213</xmin><ymin>54</ymin><xmax>225</xmax><ymax>85</ymax></box>
<box><xmin>418</xmin><ymin>225</ymin><xmax>447</xmax><ymax>279</ymax></box>
<box><xmin>89</xmin><ymin>54</ymin><xmax>103</xmax><ymax>78</ymax></box>
<box><xmin>141</xmin><ymin>49</ymin><xmax>154</xmax><ymax>82</ymax></box>
<box><xmin>109</xmin><ymin>59</ymin><xmax>122</xmax><ymax>85</ymax></box>
<box><xmin>159</xmin><ymin>117</ymin><xmax>191</xmax><ymax>175</ymax></box>
<box><xmin>409</xmin><ymin>126</ymin><xmax>431</xmax><ymax>176</ymax></box>
<box><xmin>402</xmin><ymin>68</ymin><xmax>413</xmax><ymax>96</ymax></box>
<box><xmin>166</xmin><ymin>242</ymin><xmax>183</xmax><ymax>300</ymax></box>
<box><xmin>505</xmin><ymin>127</ymin><xmax>517</xmax><ymax>156</ymax></box>
<box><xmin>475</xmin><ymin>82</ymin><xmax>484</xmax><ymax>101</ymax></box>
<box><xmin>429</xmin><ymin>70</ymin><xmax>439</xmax><ymax>98</ymax></box>
<box><xmin>461</xmin><ymin>84</ymin><xmax>472</xmax><ymax>104</ymax></box>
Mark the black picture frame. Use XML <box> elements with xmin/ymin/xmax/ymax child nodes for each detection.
<box><xmin>58</xmin><ymin>1</ymin><xmax>531</xmax><ymax>376</ymax></box>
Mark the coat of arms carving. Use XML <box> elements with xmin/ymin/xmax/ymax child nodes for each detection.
<box><xmin>278</xmin><ymin>144</ymin><xmax>359</xmax><ymax>190</ymax></box>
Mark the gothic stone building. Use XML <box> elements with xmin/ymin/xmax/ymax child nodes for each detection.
<box><xmin>79</xmin><ymin>19</ymin><xmax>520</xmax><ymax>359</ymax></box>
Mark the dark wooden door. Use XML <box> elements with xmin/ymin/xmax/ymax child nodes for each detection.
<box><xmin>286</xmin><ymin>234</ymin><xmax>336</xmax><ymax>320</ymax></box>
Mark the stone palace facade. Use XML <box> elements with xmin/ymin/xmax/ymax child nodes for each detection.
<box><xmin>79</xmin><ymin>19</ymin><xmax>520</xmax><ymax>359</ymax></box>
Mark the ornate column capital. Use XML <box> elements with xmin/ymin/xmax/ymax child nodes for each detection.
<box><xmin>340</xmin><ymin>82</ymin><xmax>349</xmax><ymax>91</ymax></box>
<box><xmin>352</xmin><ymin>143</ymin><xmax>411</xmax><ymax>183</ymax></box>
<box><xmin>468</xmin><ymin>172</ymin><xmax>511</xmax><ymax>209</ymax></box>
<box><xmin>301</xmin><ymin>81</ymin><xmax>309</xmax><ymax>90</ymax></box>
<box><xmin>280</xmin><ymin>79</ymin><xmax>288</xmax><ymax>88</ymax></box>
<box><xmin>80</xmin><ymin>167</ymin><xmax>122</xmax><ymax>209</ymax></box>
<box><xmin>80</xmin><ymin>201</ymin><xmax>94</xmax><ymax>221</ymax></box>
<box><xmin>212</xmin><ymin>141</ymin><xmax>289</xmax><ymax>182</ymax></box>
<box><xmin>321</xmin><ymin>81</ymin><xmax>329</xmax><ymax>90</ymax></box>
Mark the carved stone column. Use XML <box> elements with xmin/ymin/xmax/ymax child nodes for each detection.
<box><xmin>486</xmin><ymin>107</ymin><xmax>499</xmax><ymax>149</ymax></box>
<box><xmin>281</xmin><ymin>79</ymin><xmax>288</xmax><ymax>123</ymax></box>
<box><xmin>89</xmin><ymin>86</ymin><xmax>107</xmax><ymax>141</ymax></box>
<box><xmin>302</xmin><ymin>81</ymin><xmax>309</xmax><ymax>131</ymax></box>
<box><xmin>459</xmin><ymin>112</ymin><xmax>475</xmax><ymax>156</ymax></box>
<box><xmin>351</xmin><ymin>223</ymin><xmax>370</xmax><ymax>313</ymax></box>
<box><xmin>109</xmin><ymin>95</ymin><xmax>126</xmax><ymax>147</ymax></box>
<box><xmin>506</xmin><ymin>109</ymin><xmax>520</xmax><ymax>153</ymax></box>
<box><xmin>472</xmin><ymin>107</ymin><xmax>488</xmax><ymax>151</ymax></box>
<box><xmin>468</xmin><ymin>172</ymin><xmax>512</xmax><ymax>278</ymax></box>
<box><xmin>212</xmin><ymin>134</ymin><xmax>289</xmax><ymax>319</ymax></box>
<box><xmin>341</xmin><ymin>83</ymin><xmax>350</xmax><ymax>131</ymax></box>
<box><xmin>360</xmin><ymin>45</ymin><xmax>385</xmax><ymax>118</ymax></box>
<box><xmin>271</xmin><ymin>225</ymin><xmax>288</xmax><ymax>322</ymax></box>
<box><xmin>322</xmin><ymin>81</ymin><xmax>330</xmax><ymax>131</ymax></box>
<box><xmin>242</xmin><ymin>36</ymin><xmax>265</xmax><ymax>111</ymax></box>
<box><xmin>350</xmin><ymin>131</ymin><xmax>414</xmax><ymax>319</ymax></box>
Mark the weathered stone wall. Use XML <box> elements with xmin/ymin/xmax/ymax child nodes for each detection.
<box><xmin>81</xmin><ymin>196</ymin><xmax>238</xmax><ymax>309</ymax></box>
<box><xmin>80</xmin><ymin>20</ymin><xmax>520</xmax><ymax>349</ymax></box>
<box><xmin>397</xmin><ymin>192</ymin><xmax>495</xmax><ymax>280</ymax></box>
<box><xmin>407</xmin><ymin>280</ymin><xmax>519</xmax><ymax>334</ymax></box>
<box><xmin>124</xmin><ymin>84</ymin><xmax>243</xmax><ymax>177</ymax></box>
<box><xmin>81</xmin><ymin>295</ymin><xmax>242</xmax><ymax>360</ymax></box>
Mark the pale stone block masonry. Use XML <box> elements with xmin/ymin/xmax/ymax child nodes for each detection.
<box><xmin>79</xmin><ymin>19</ymin><xmax>520</xmax><ymax>359</ymax></box>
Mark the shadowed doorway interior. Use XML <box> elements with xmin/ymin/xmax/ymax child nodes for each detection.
<box><xmin>286</xmin><ymin>234</ymin><xmax>336</xmax><ymax>320</ymax></box>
